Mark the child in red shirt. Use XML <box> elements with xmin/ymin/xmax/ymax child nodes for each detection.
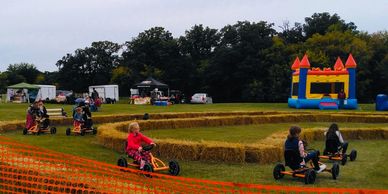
<box><xmin>126</xmin><ymin>122</ymin><xmax>155</xmax><ymax>169</ymax></box>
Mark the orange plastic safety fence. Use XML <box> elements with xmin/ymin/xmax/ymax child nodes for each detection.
<box><xmin>0</xmin><ymin>136</ymin><xmax>387</xmax><ymax>194</ymax></box>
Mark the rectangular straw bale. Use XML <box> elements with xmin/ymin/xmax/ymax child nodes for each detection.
<box><xmin>338</xmin><ymin>129</ymin><xmax>387</xmax><ymax>140</ymax></box>
<box><xmin>315</xmin><ymin>114</ymin><xmax>332</xmax><ymax>122</ymax></box>
<box><xmin>254</xmin><ymin>116</ymin><xmax>271</xmax><ymax>124</ymax></box>
<box><xmin>200</xmin><ymin>144</ymin><xmax>245</xmax><ymax>163</ymax></box>
<box><xmin>383</xmin><ymin>130</ymin><xmax>388</xmax><ymax>139</ymax></box>
<box><xmin>267</xmin><ymin>115</ymin><xmax>287</xmax><ymax>123</ymax></box>
<box><xmin>154</xmin><ymin>141</ymin><xmax>202</xmax><ymax>161</ymax></box>
<box><xmin>245</xmin><ymin>146</ymin><xmax>283</xmax><ymax>164</ymax></box>
<box><xmin>364</xmin><ymin>116</ymin><xmax>388</xmax><ymax>123</ymax></box>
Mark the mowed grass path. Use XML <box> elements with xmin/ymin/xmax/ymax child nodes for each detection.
<box><xmin>0</xmin><ymin>103</ymin><xmax>380</xmax><ymax>121</ymax></box>
<box><xmin>2</xmin><ymin>125</ymin><xmax>388</xmax><ymax>189</ymax></box>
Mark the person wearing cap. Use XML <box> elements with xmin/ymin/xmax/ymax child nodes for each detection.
<box><xmin>73</xmin><ymin>106</ymin><xmax>84</xmax><ymax>129</ymax></box>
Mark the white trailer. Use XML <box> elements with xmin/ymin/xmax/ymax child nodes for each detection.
<box><xmin>36</xmin><ymin>85</ymin><xmax>56</xmax><ymax>101</ymax></box>
<box><xmin>89</xmin><ymin>85</ymin><xmax>119</xmax><ymax>102</ymax></box>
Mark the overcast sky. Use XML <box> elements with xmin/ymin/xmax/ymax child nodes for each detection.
<box><xmin>0</xmin><ymin>0</ymin><xmax>387</xmax><ymax>72</ymax></box>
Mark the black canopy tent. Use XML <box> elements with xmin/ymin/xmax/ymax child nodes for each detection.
<box><xmin>134</xmin><ymin>77</ymin><xmax>169</xmax><ymax>97</ymax></box>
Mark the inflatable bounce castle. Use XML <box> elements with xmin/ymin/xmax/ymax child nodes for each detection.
<box><xmin>288</xmin><ymin>54</ymin><xmax>358</xmax><ymax>110</ymax></box>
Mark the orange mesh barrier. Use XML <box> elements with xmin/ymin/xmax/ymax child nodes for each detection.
<box><xmin>0</xmin><ymin>136</ymin><xmax>386</xmax><ymax>194</ymax></box>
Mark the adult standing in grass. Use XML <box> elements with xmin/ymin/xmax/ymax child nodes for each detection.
<box><xmin>338</xmin><ymin>89</ymin><xmax>346</xmax><ymax>109</ymax></box>
<box><xmin>91</xmin><ymin>88</ymin><xmax>99</xmax><ymax>101</ymax></box>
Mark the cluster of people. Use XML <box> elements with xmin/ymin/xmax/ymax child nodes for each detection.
<box><xmin>26</xmin><ymin>100</ymin><xmax>49</xmax><ymax>129</ymax></box>
<box><xmin>284</xmin><ymin>123</ymin><xmax>348</xmax><ymax>171</ymax></box>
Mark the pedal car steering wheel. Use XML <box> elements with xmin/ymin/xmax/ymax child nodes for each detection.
<box><xmin>142</xmin><ymin>144</ymin><xmax>155</xmax><ymax>151</ymax></box>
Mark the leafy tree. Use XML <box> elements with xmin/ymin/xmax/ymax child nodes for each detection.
<box><xmin>6</xmin><ymin>63</ymin><xmax>41</xmax><ymax>84</ymax></box>
<box><xmin>121</xmin><ymin>27</ymin><xmax>187</xmax><ymax>92</ymax></box>
<box><xmin>303</xmin><ymin>12</ymin><xmax>358</xmax><ymax>38</ymax></box>
<box><xmin>56</xmin><ymin>41</ymin><xmax>120</xmax><ymax>92</ymax></box>
<box><xmin>207</xmin><ymin>21</ymin><xmax>276</xmax><ymax>102</ymax></box>
<box><xmin>304</xmin><ymin>31</ymin><xmax>369</xmax><ymax>68</ymax></box>
<box><xmin>110</xmin><ymin>66</ymin><xmax>135</xmax><ymax>96</ymax></box>
<box><xmin>0</xmin><ymin>72</ymin><xmax>8</xmax><ymax>93</ymax></box>
<box><xmin>278</xmin><ymin>21</ymin><xmax>305</xmax><ymax>43</ymax></box>
<box><xmin>178</xmin><ymin>25</ymin><xmax>220</xmax><ymax>94</ymax></box>
<box><xmin>364</xmin><ymin>32</ymin><xmax>388</xmax><ymax>99</ymax></box>
<box><xmin>179</xmin><ymin>24</ymin><xmax>220</xmax><ymax>61</ymax></box>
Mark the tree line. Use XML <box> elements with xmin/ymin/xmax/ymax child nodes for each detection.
<box><xmin>1</xmin><ymin>12</ymin><xmax>388</xmax><ymax>102</ymax></box>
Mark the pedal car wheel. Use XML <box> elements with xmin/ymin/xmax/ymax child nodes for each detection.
<box><xmin>80</xmin><ymin>130</ymin><xmax>85</xmax><ymax>136</ymax></box>
<box><xmin>50</xmin><ymin>127</ymin><xmax>57</xmax><ymax>134</ymax></box>
<box><xmin>142</xmin><ymin>163</ymin><xmax>154</xmax><ymax>178</ymax></box>
<box><xmin>23</xmin><ymin>128</ymin><xmax>27</xmax><ymax>135</ymax></box>
<box><xmin>273</xmin><ymin>163</ymin><xmax>285</xmax><ymax>180</ymax></box>
<box><xmin>341</xmin><ymin>153</ymin><xmax>348</xmax><ymax>165</ymax></box>
<box><xmin>349</xmin><ymin>150</ymin><xmax>357</xmax><ymax>161</ymax></box>
<box><xmin>117</xmin><ymin>157</ymin><xmax>128</xmax><ymax>168</ymax></box>
<box><xmin>66</xmin><ymin>128</ymin><xmax>71</xmax><ymax>136</ymax></box>
<box><xmin>331</xmin><ymin>163</ymin><xmax>340</xmax><ymax>180</ymax></box>
<box><xmin>92</xmin><ymin>127</ymin><xmax>97</xmax><ymax>135</ymax></box>
<box><xmin>304</xmin><ymin>169</ymin><xmax>316</xmax><ymax>184</ymax></box>
<box><xmin>168</xmin><ymin>160</ymin><xmax>180</xmax><ymax>176</ymax></box>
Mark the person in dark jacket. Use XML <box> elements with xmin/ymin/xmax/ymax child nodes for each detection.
<box><xmin>324</xmin><ymin>123</ymin><xmax>348</xmax><ymax>154</ymax></box>
<box><xmin>337</xmin><ymin>89</ymin><xmax>346</xmax><ymax>108</ymax></box>
<box><xmin>284</xmin><ymin>126</ymin><xmax>322</xmax><ymax>171</ymax></box>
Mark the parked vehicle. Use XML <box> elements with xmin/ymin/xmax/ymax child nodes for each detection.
<box><xmin>169</xmin><ymin>90</ymin><xmax>186</xmax><ymax>104</ymax></box>
<box><xmin>56</xmin><ymin>90</ymin><xmax>74</xmax><ymax>104</ymax></box>
<box><xmin>190</xmin><ymin>93</ymin><xmax>212</xmax><ymax>104</ymax></box>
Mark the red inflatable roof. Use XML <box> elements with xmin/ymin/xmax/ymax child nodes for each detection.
<box><xmin>299</xmin><ymin>54</ymin><xmax>311</xmax><ymax>68</ymax></box>
<box><xmin>345</xmin><ymin>54</ymin><xmax>357</xmax><ymax>68</ymax></box>
<box><xmin>334</xmin><ymin>57</ymin><xmax>345</xmax><ymax>71</ymax></box>
<box><xmin>291</xmin><ymin>57</ymin><xmax>300</xmax><ymax>70</ymax></box>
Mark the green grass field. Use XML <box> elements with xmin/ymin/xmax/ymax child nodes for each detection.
<box><xmin>1</xmin><ymin>103</ymin><xmax>387</xmax><ymax>189</ymax></box>
<box><xmin>2</xmin><ymin>127</ymin><xmax>387</xmax><ymax>189</ymax></box>
<box><xmin>0</xmin><ymin>102</ymin><xmax>380</xmax><ymax>121</ymax></box>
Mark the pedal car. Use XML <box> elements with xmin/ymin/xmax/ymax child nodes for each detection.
<box><xmin>23</xmin><ymin>118</ymin><xmax>57</xmax><ymax>135</ymax></box>
<box><xmin>117</xmin><ymin>142</ymin><xmax>180</xmax><ymax>176</ymax></box>
<box><xmin>273</xmin><ymin>149</ymin><xmax>339</xmax><ymax>184</ymax></box>
<box><xmin>319</xmin><ymin>139</ymin><xmax>357</xmax><ymax>165</ymax></box>
<box><xmin>66</xmin><ymin>121</ymin><xmax>97</xmax><ymax>136</ymax></box>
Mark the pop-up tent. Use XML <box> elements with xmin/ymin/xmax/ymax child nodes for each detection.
<box><xmin>133</xmin><ymin>77</ymin><xmax>169</xmax><ymax>97</ymax></box>
<box><xmin>134</xmin><ymin>77</ymin><xmax>168</xmax><ymax>89</ymax></box>
<box><xmin>7</xmin><ymin>82</ymin><xmax>40</xmax><ymax>103</ymax></box>
<box><xmin>6</xmin><ymin>82</ymin><xmax>56</xmax><ymax>103</ymax></box>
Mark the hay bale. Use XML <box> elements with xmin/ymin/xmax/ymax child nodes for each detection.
<box><xmin>154</xmin><ymin>139</ymin><xmax>202</xmax><ymax>161</ymax></box>
<box><xmin>199</xmin><ymin>143</ymin><xmax>245</xmax><ymax>163</ymax></box>
<box><xmin>244</xmin><ymin>145</ymin><xmax>282</xmax><ymax>164</ymax></box>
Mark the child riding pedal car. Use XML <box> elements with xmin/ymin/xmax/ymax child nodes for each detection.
<box><xmin>126</xmin><ymin>122</ymin><xmax>156</xmax><ymax>170</ymax></box>
<box><xmin>284</xmin><ymin>126</ymin><xmax>325</xmax><ymax>172</ymax></box>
